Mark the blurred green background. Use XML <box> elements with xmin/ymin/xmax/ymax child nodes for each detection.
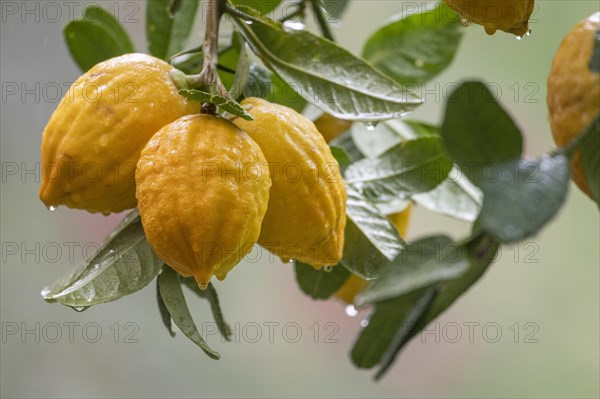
<box><xmin>1</xmin><ymin>1</ymin><xmax>599</xmax><ymax>398</ymax></box>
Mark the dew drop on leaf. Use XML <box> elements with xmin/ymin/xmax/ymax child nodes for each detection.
<box><xmin>460</xmin><ymin>18</ymin><xmax>471</xmax><ymax>27</ymax></box>
<box><xmin>283</xmin><ymin>20</ymin><xmax>305</xmax><ymax>32</ymax></box>
<box><xmin>360</xmin><ymin>319</ymin><xmax>369</xmax><ymax>327</ymax></box>
<box><xmin>323</xmin><ymin>266</ymin><xmax>333</xmax><ymax>273</ymax></box>
<box><xmin>364</xmin><ymin>122</ymin><xmax>377</xmax><ymax>131</ymax></box>
<box><xmin>48</xmin><ymin>206</ymin><xmax>57</xmax><ymax>212</ymax></box>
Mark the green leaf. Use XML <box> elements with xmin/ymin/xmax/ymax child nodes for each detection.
<box><xmin>147</xmin><ymin>0</ymin><xmax>199</xmax><ymax>60</ymax></box>
<box><xmin>590</xmin><ymin>29</ymin><xmax>600</xmax><ymax>73</ymax></box>
<box><xmin>441</xmin><ymin>81</ymin><xmax>523</xmax><ymax>182</ymax></box>
<box><xmin>478</xmin><ymin>155</ymin><xmax>570</xmax><ymax>243</ymax></box>
<box><xmin>64</xmin><ymin>20</ymin><xmax>130</xmax><ymax>72</ymax></box>
<box><xmin>229</xmin><ymin>5</ymin><xmax>422</xmax><ymax>121</ymax></box>
<box><xmin>83</xmin><ymin>4</ymin><xmax>134</xmax><ymax>52</ymax></box>
<box><xmin>229</xmin><ymin>44</ymin><xmax>251</xmax><ymax>100</ymax></box>
<box><xmin>329</xmin><ymin>130</ymin><xmax>365</xmax><ymax>164</ymax></box>
<box><xmin>182</xmin><ymin>278</ymin><xmax>232</xmax><ymax>341</ymax></box>
<box><xmin>344</xmin><ymin>137</ymin><xmax>453</xmax><ymax>203</ymax></box>
<box><xmin>341</xmin><ymin>187</ymin><xmax>404</xmax><ymax>279</ymax></box>
<box><xmin>355</xmin><ymin>236</ymin><xmax>463</xmax><ymax>306</ymax></box>
<box><xmin>230</xmin><ymin>0</ymin><xmax>282</xmax><ymax>15</ymax></box>
<box><xmin>362</xmin><ymin>3</ymin><xmax>463</xmax><ymax>85</ymax></box>
<box><xmin>351</xmin><ymin>233</ymin><xmax>499</xmax><ymax>376</ymax></box>
<box><xmin>294</xmin><ymin>262</ymin><xmax>350</xmax><ymax>300</ymax></box>
<box><xmin>351</xmin><ymin>288</ymin><xmax>434</xmax><ymax>369</ymax></box>
<box><xmin>179</xmin><ymin>89</ymin><xmax>253</xmax><ymax>120</ymax></box>
<box><xmin>412</xmin><ymin>166</ymin><xmax>482</xmax><ymax>222</ymax></box>
<box><xmin>41</xmin><ymin>210</ymin><xmax>163</xmax><ymax>309</ymax></box>
<box><xmin>158</xmin><ymin>268</ymin><xmax>220</xmax><ymax>359</ymax></box>
<box><xmin>243</xmin><ymin>63</ymin><xmax>272</xmax><ymax>99</ymax></box>
<box><xmin>269</xmin><ymin>73</ymin><xmax>307</xmax><ymax>113</ymax></box>
<box><xmin>352</xmin><ymin>119</ymin><xmax>439</xmax><ymax>159</ymax></box>
<box><xmin>580</xmin><ymin>116</ymin><xmax>600</xmax><ymax>204</ymax></box>
<box><xmin>156</xmin><ymin>278</ymin><xmax>176</xmax><ymax>337</ymax></box>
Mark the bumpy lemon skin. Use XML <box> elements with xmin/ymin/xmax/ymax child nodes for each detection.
<box><xmin>233</xmin><ymin>98</ymin><xmax>347</xmax><ymax>267</ymax></box>
<box><xmin>39</xmin><ymin>53</ymin><xmax>198</xmax><ymax>214</ymax></box>
<box><xmin>547</xmin><ymin>13</ymin><xmax>600</xmax><ymax>199</ymax></box>
<box><xmin>135</xmin><ymin>114</ymin><xmax>271</xmax><ymax>287</ymax></box>
<box><xmin>445</xmin><ymin>0</ymin><xmax>534</xmax><ymax>36</ymax></box>
<box><xmin>334</xmin><ymin>204</ymin><xmax>413</xmax><ymax>304</ymax></box>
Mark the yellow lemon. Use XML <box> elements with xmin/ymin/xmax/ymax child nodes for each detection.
<box><xmin>135</xmin><ymin>114</ymin><xmax>271</xmax><ymax>288</ymax></box>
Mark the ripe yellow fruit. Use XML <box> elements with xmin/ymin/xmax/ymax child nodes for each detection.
<box><xmin>39</xmin><ymin>53</ymin><xmax>197</xmax><ymax>214</ymax></box>
<box><xmin>135</xmin><ymin>114</ymin><xmax>271</xmax><ymax>288</ymax></box>
<box><xmin>313</xmin><ymin>113</ymin><xmax>353</xmax><ymax>143</ymax></box>
<box><xmin>334</xmin><ymin>204</ymin><xmax>413</xmax><ymax>304</ymax></box>
<box><xmin>444</xmin><ymin>0</ymin><xmax>534</xmax><ymax>36</ymax></box>
<box><xmin>233</xmin><ymin>98</ymin><xmax>347</xmax><ymax>267</ymax></box>
<box><xmin>547</xmin><ymin>12</ymin><xmax>600</xmax><ymax>199</ymax></box>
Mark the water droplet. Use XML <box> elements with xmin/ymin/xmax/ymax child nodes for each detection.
<box><xmin>48</xmin><ymin>205</ymin><xmax>57</xmax><ymax>212</ymax></box>
<box><xmin>364</xmin><ymin>122</ymin><xmax>377</xmax><ymax>131</ymax></box>
<box><xmin>515</xmin><ymin>35</ymin><xmax>523</xmax><ymax>41</ymax></box>
<box><xmin>323</xmin><ymin>266</ymin><xmax>333</xmax><ymax>273</ymax></box>
<box><xmin>283</xmin><ymin>20</ymin><xmax>305</xmax><ymax>32</ymax></box>
<box><xmin>460</xmin><ymin>18</ymin><xmax>471</xmax><ymax>27</ymax></box>
<box><xmin>40</xmin><ymin>287</ymin><xmax>51</xmax><ymax>297</ymax></box>
<box><xmin>360</xmin><ymin>319</ymin><xmax>369</xmax><ymax>327</ymax></box>
<box><xmin>526</xmin><ymin>29</ymin><xmax>532</xmax><ymax>36</ymax></box>
<box><xmin>345</xmin><ymin>304</ymin><xmax>358</xmax><ymax>317</ymax></box>
<box><xmin>72</xmin><ymin>306</ymin><xmax>88</xmax><ymax>312</ymax></box>
<box><xmin>288</xmin><ymin>259</ymin><xmax>295</xmax><ymax>264</ymax></box>
<box><xmin>414</xmin><ymin>59</ymin><xmax>424</xmax><ymax>68</ymax></box>
<box><xmin>244</xmin><ymin>20</ymin><xmax>253</xmax><ymax>25</ymax></box>
<box><xmin>197</xmin><ymin>281</ymin><xmax>209</xmax><ymax>290</ymax></box>
<box><xmin>99</xmin><ymin>133</ymin><xmax>108</xmax><ymax>146</ymax></box>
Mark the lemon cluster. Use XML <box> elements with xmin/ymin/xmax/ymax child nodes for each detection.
<box><xmin>40</xmin><ymin>54</ymin><xmax>347</xmax><ymax>287</ymax></box>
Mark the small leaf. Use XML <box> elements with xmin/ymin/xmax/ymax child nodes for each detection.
<box><xmin>362</xmin><ymin>3</ymin><xmax>463</xmax><ymax>85</ymax></box>
<box><xmin>345</xmin><ymin>137</ymin><xmax>453</xmax><ymax>203</ymax></box>
<box><xmin>478</xmin><ymin>155</ymin><xmax>570</xmax><ymax>243</ymax></box>
<box><xmin>580</xmin><ymin>116</ymin><xmax>600</xmax><ymax>204</ymax></box>
<box><xmin>355</xmin><ymin>236</ymin><xmax>463</xmax><ymax>306</ymax></box>
<box><xmin>351</xmin><ymin>288</ymin><xmax>431</xmax><ymax>369</ymax></box>
<box><xmin>64</xmin><ymin>20</ymin><xmax>129</xmax><ymax>71</ymax></box>
<box><xmin>158</xmin><ymin>268</ymin><xmax>220</xmax><ymax>359</ymax></box>
<box><xmin>441</xmin><ymin>81</ymin><xmax>523</xmax><ymax>182</ymax></box>
<box><xmin>41</xmin><ymin>210</ymin><xmax>163</xmax><ymax>309</ymax></box>
<box><xmin>229</xmin><ymin>5</ymin><xmax>422</xmax><ymax>121</ymax></box>
<box><xmin>179</xmin><ymin>89</ymin><xmax>253</xmax><ymax>120</ymax></box>
<box><xmin>229</xmin><ymin>44</ymin><xmax>251</xmax><ymax>100</ymax></box>
<box><xmin>412</xmin><ymin>166</ymin><xmax>482</xmax><ymax>222</ymax></box>
<box><xmin>341</xmin><ymin>187</ymin><xmax>404</xmax><ymax>279</ymax></box>
<box><xmin>147</xmin><ymin>0</ymin><xmax>199</xmax><ymax>60</ymax></box>
<box><xmin>182</xmin><ymin>278</ymin><xmax>232</xmax><ymax>341</ymax></box>
<box><xmin>156</xmin><ymin>278</ymin><xmax>176</xmax><ymax>337</ymax></box>
<box><xmin>83</xmin><ymin>4</ymin><xmax>134</xmax><ymax>52</ymax></box>
<box><xmin>294</xmin><ymin>262</ymin><xmax>350</xmax><ymax>300</ymax></box>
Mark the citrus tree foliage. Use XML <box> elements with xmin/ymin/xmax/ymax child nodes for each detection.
<box><xmin>44</xmin><ymin>0</ymin><xmax>599</xmax><ymax>380</ymax></box>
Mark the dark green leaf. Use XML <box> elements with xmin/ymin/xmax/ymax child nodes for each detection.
<box><xmin>478</xmin><ymin>155</ymin><xmax>570</xmax><ymax>243</ymax></box>
<box><xmin>83</xmin><ymin>4</ymin><xmax>134</xmax><ymax>52</ymax></box>
<box><xmin>269</xmin><ymin>73</ymin><xmax>307</xmax><ymax>113</ymax></box>
<box><xmin>362</xmin><ymin>3</ymin><xmax>462</xmax><ymax>85</ymax></box>
<box><xmin>229</xmin><ymin>5</ymin><xmax>422</xmax><ymax>121</ymax></box>
<box><xmin>156</xmin><ymin>278</ymin><xmax>176</xmax><ymax>337</ymax></box>
<box><xmin>351</xmin><ymin>288</ymin><xmax>431</xmax><ymax>368</ymax></box>
<box><xmin>147</xmin><ymin>0</ymin><xmax>199</xmax><ymax>60</ymax></box>
<box><xmin>41</xmin><ymin>210</ymin><xmax>163</xmax><ymax>309</ymax></box>
<box><xmin>329</xmin><ymin>130</ymin><xmax>365</xmax><ymax>163</ymax></box>
<box><xmin>242</xmin><ymin>64</ymin><xmax>272</xmax><ymax>99</ymax></box>
<box><xmin>441</xmin><ymin>81</ymin><xmax>523</xmax><ymax>182</ymax></box>
<box><xmin>341</xmin><ymin>187</ymin><xmax>404</xmax><ymax>279</ymax></box>
<box><xmin>580</xmin><ymin>116</ymin><xmax>600</xmax><ymax>204</ymax></box>
<box><xmin>158</xmin><ymin>268</ymin><xmax>220</xmax><ymax>359</ymax></box>
<box><xmin>590</xmin><ymin>29</ymin><xmax>600</xmax><ymax>73</ymax></box>
<box><xmin>344</xmin><ymin>137</ymin><xmax>453</xmax><ymax>202</ymax></box>
<box><xmin>356</xmin><ymin>236</ymin><xmax>462</xmax><ymax>306</ymax></box>
<box><xmin>294</xmin><ymin>262</ymin><xmax>350</xmax><ymax>300</ymax></box>
<box><xmin>412</xmin><ymin>166</ymin><xmax>482</xmax><ymax>222</ymax></box>
<box><xmin>179</xmin><ymin>89</ymin><xmax>253</xmax><ymax>120</ymax></box>
<box><xmin>230</xmin><ymin>0</ymin><xmax>282</xmax><ymax>15</ymax></box>
<box><xmin>182</xmin><ymin>278</ymin><xmax>232</xmax><ymax>341</ymax></box>
<box><xmin>64</xmin><ymin>20</ymin><xmax>130</xmax><ymax>71</ymax></box>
